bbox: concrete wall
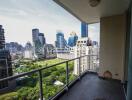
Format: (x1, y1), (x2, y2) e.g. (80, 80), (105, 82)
(99, 14), (126, 81)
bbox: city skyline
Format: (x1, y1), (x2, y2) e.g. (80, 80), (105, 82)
(0, 0), (100, 46)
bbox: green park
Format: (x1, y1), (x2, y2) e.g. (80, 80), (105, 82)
(0, 58), (76, 100)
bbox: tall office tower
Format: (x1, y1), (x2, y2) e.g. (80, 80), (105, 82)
(81, 22), (88, 37)
(55, 31), (66, 48)
(0, 25), (15, 93)
(68, 32), (78, 47)
(39, 33), (46, 45)
(0, 25), (5, 49)
(32, 29), (45, 59)
(32, 28), (39, 57)
(74, 38), (98, 75)
(32, 28), (40, 42)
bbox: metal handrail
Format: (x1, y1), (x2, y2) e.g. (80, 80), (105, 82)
(0, 54), (97, 82)
(0, 54), (98, 100)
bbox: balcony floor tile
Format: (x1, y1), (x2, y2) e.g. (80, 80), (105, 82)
(59, 73), (125, 100)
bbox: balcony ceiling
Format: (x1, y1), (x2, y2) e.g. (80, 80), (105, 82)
(54, 0), (130, 23)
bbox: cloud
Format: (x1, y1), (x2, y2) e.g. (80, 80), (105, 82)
(0, 0), (99, 46)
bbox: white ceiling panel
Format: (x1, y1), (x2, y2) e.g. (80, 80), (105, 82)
(54, 0), (130, 23)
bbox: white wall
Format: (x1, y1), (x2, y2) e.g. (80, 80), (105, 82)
(99, 14), (126, 81)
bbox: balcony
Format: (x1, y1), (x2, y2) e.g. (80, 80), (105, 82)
(57, 73), (125, 100)
(0, 55), (126, 100)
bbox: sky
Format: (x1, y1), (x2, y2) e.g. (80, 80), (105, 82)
(0, 0), (100, 46)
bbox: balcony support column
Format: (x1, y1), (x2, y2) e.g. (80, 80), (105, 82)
(127, 2), (132, 100)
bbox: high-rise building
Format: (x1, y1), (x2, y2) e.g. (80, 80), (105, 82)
(0, 25), (5, 49)
(32, 29), (46, 59)
(6, 42), (24, 53)
(32, 29), (40, 42)
(5, 42), (24, 60)
(44, 44), (57, 59)
(0, 25), (15, 93)
(81, 22), (88, 37)
(74, 38), (98, 75)
(25, 42), (32, 50)
(55, 31), (67, 48)
(24, 42), (34, 59)
(39, 33), (46, 45)
(68, 32), (78, 47)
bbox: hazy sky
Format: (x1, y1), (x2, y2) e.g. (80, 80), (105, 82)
(0, 0), (100, 46)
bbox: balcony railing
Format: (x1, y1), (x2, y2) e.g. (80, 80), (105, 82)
(0, 54), (98, 100)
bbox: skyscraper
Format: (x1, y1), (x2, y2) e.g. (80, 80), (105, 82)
(32, 28), (40, 42)
(74, 38), (98, 75)
(81, 22), (88, 37)
(68, 32), (78, 47)
(55, 31), (67, 48)
(39, 33), (46, 45)
(32, 29), (46, 59)
(0, 25), (15, 93)
(0, 25), (5, 49)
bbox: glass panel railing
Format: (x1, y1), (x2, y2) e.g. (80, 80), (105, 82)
(88, 55), (99, 72)
(68, 60), (78, 83)
(0, 74), (39, 100)
(0, 55), (99, 100)
(42, 63), (66, 100)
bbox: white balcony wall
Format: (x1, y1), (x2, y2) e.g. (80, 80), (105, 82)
(99, 14), (126, 81)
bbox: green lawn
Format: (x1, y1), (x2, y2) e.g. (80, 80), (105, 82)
(34, 58), (66, 66)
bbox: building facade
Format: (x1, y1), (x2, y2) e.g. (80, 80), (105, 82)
(6, 42), (24, 53)
(44, 44), (57, 59)
(5, 42), (24, 60)
(32, 29), (46, 59)
(38, 33), (46, 45)
(74, 38), (98, 75)
(68, 32), (78, 47)
(55, 31), (67, 48)
(24, 42), (34, 59)
(0, 25), (5, 49)
(0, 25), (15, 93)
(81, 22), (88, 38)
